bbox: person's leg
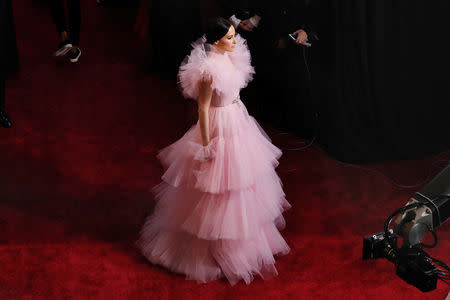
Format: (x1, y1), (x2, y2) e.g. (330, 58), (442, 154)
(67, 0), (81, 48)
(50, 0), (68, 41)
(0, 77), (12, 128)
(283, 46), (315, 138)
(261, 47), (287, 127)
(51, 0), (72, 56)
(66, 0), (82, 62)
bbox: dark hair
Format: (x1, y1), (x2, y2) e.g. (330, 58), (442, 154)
(205, 17), (232, 44)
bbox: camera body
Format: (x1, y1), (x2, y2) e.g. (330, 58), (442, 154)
(396, 248), (438, 292)
(363, 165), (449, 292)
(363, 231), (397, 262)
(363, 231), (439, 292)
(236, 10), (251, 21)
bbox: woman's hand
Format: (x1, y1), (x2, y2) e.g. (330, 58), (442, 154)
(201, 144), (213, 162)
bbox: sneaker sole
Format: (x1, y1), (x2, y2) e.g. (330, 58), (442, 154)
(54, 44), (73, 57)
(69, 49), (82, 63)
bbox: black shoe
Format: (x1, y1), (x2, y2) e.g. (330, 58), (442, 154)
(67, 48), (82, 63)
(54, 40), (73, 57)
(0, 110), (12, 128)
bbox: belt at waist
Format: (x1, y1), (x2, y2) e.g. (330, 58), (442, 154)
(210, 95), (242, 108)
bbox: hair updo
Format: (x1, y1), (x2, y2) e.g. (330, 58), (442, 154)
(205, 17), (232, 44)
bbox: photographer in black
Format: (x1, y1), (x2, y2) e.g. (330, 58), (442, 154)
(217, 0), (260, 52)
(215, 0), (261, 116)
(255, 0), (318, 138)
(0, 0), (19, 129)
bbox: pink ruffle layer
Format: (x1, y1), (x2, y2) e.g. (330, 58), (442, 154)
(177, 35), (254, 102)
(159, 104), (282, 194)
(138, 103), (291, 284)
(139, 35), (289, 285)
(138, 214), (289, 285)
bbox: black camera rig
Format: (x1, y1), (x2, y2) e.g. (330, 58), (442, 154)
(363, 165), (450, 292)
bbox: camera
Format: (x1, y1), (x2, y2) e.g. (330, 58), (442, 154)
(363, 231), (439, 292)
(363, 165), (450, 292)
(362, 231), (397, 262)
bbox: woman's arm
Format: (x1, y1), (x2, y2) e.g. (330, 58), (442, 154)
(197, 76), (213, 147)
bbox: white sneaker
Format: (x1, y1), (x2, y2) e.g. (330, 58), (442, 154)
(67, 48), (82, 63)
(54, 40), (73, 56)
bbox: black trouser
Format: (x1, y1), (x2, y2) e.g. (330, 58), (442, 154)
(50, 0), (81, 45)
(258, 41), (315, 137)
(235, 29), (260, 117)
(0, 77), (5, 111)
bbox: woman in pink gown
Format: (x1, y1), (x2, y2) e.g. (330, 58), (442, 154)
(138, 18), (291, 285)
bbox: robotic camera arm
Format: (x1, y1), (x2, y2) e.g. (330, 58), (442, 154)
(394, 166), (450, 247)
(363, 165), (450, 292)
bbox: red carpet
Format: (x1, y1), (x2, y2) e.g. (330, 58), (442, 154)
(1, 1), (449, 299)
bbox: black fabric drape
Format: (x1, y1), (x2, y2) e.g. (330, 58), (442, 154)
(0, 0), (19, 78)
(316, 0), (450, 163)
(216, 0), (259, 19)
(250, 0), (317, 137)
(149, 0), (202, 76)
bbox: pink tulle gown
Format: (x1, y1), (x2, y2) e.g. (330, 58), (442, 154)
(137, 35), (291, 285)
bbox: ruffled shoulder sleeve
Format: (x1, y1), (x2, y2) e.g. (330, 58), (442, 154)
(177, 35), (255, 100)
(228, 34), (255, 83)
(177, 36), (213, 100)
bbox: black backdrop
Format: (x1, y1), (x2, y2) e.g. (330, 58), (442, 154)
(146, 0), (450, 163)
(0, 0), (19, 78)
(314, 0), (450, 163)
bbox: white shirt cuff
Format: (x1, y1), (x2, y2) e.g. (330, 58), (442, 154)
(229, 15), (242, 28)
(249, 15), (261, 27)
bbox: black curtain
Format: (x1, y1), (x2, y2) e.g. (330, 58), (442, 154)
(314, 0), (450, 163)
(149, 0), (202, 77)
(0, 0), (19, 79)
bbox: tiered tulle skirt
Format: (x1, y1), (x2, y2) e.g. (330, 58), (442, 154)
(137, 100), (290, 285)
